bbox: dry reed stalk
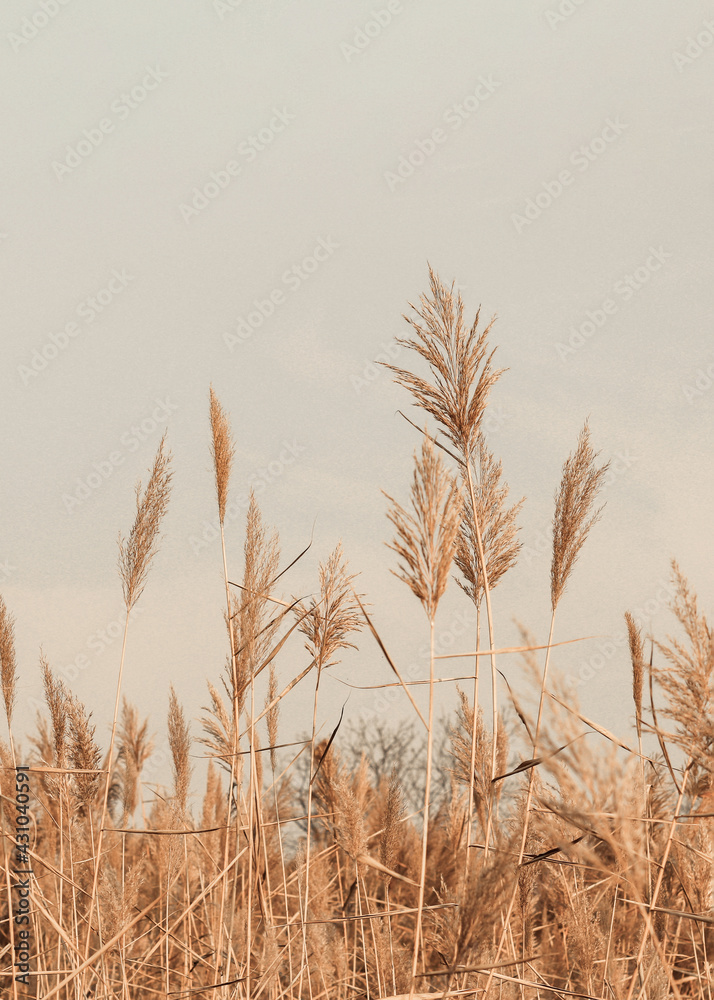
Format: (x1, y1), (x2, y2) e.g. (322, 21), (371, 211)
(482, 420), (608, 1000)
(652, 562), (714, 769)
(39, 654), (72, 981)
(224, 493), (280, 997)
(83, 435), (172, 982)
(453, 433), (523, 870)
(209, 385), (235, 529)
(384, 435), (462, 624)
(384, 433), (461, 990)
(625, 611), (645, 742)
(206, 387), (242, 994)
(384, 269), (507, 863)
(536, 420), (609, 758)
(550, 420), (610, 612)
(168, 686), (192, 819)
(108, 698), (154, 826)
(625, 610), (651, 904)
(379, 769), (405, 995)
(267, 663), (279, 773)
(454, 435), (523, 611)
(118, 434), (173, 614)
(66, 695), (103, 814)
(297, 544), (362, 994)
(385, 267), (503, 460)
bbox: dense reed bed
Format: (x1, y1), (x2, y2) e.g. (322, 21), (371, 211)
(1, 270), (712, 999)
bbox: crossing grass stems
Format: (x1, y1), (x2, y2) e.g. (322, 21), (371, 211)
(0, 271), (711, 999)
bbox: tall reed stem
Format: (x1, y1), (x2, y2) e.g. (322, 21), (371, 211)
(463, 453), (499, 865)
(83, 610), (130, 968)
(411, 618), (435, 990)
(216, 523), (239, 994)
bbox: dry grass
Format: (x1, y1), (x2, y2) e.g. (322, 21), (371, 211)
(384, 434), (462, 622)
(1, 272), (712, 999)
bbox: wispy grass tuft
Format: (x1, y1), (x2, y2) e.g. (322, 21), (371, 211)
(550, 419), (610, 610)
(625, 610), (645, 739)
(384, 264), (503, 460)
(0, 595), (17, 740)
(384, 434), (462, 622)
(455, 431), (523, 609)
(209, 384), (235, 527)
(118, 433), (173, 612)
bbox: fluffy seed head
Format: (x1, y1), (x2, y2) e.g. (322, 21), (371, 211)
(455, 433), (524, 608)
(625, 611), (644, 738)
(168, 685), (192, 815)
(209, 386), (235, 526)
(41, 654), (68, 771)
(0, 596), (17, 730)
(67, 695), (102, 810)
(384, 265), (504, 461)
(118, 434), (173, 611)
(550, 420), (609, 610)
(267, 662), (279, 771)
(379, 767), (404, 883)
(384, 434), (463, 620)
(298, 544), (362, 668)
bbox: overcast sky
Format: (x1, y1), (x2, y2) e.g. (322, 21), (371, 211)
(1, 0), (712, 786)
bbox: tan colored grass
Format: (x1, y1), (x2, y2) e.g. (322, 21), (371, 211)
(0, 595), (17, 736)
(118, 433), (173, 612)
(550, 419), (610, 610)
(168, 686), (192, 817)
(5, 293), (714, 999)
(209, 384), (235, 527)
(384, 264), (503, 461)
(108, 698), (153, 823)
(384, 433), (462, 622)
(625, 610), (645, 739)
(455, 433), (523, 610)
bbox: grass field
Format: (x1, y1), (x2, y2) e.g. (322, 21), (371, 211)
(1, 270), (711, 999)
